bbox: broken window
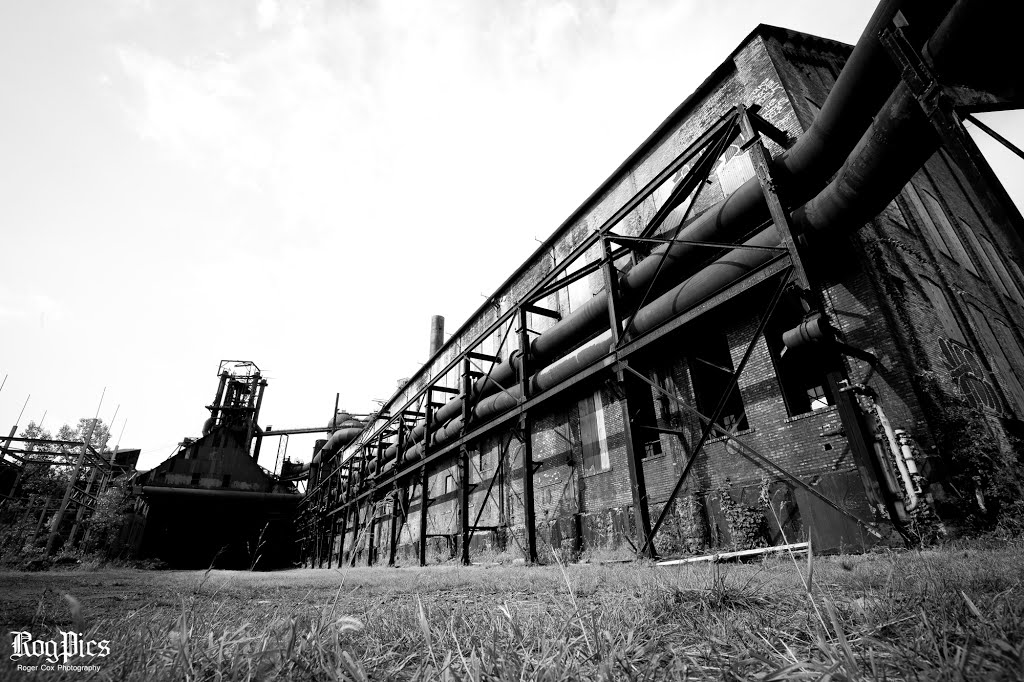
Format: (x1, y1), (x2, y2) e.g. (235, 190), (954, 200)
(578, 390), (610, 474)
(688, 332), (749, 430)
(626, 374), (662, 459)
(763, 303), (838, 417)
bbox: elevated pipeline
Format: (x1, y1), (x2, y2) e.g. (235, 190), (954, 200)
(357, 0), (961, 480)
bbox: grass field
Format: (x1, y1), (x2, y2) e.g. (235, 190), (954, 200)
(1, 542), (1022, 681)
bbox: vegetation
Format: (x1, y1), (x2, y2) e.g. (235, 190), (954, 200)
(0, 417), (134, 563)
(1, 540), (1022, 680)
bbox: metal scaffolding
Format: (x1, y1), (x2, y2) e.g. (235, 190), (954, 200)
(296, 8), (1024, 566)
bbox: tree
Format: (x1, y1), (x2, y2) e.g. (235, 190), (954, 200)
(75, 418), (111, 453)
(13, 421), (65, 498)
(13, 419), (113, 499)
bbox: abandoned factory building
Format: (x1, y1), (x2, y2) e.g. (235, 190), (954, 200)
(297, 18), (1024, 567)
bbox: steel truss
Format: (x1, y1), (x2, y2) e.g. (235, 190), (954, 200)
(297, 94), (919, 565)
(0, 433), (124, 554)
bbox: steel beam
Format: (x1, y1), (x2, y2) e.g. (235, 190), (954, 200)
(387, 418), (407, 567)
(638, 267), (791, 555)
(602, 236), (654, 558)
(419, 391), (434, 566)
(346, 113), (742, 459)
(517, 307), (539, 563)
(459, 359), (472, 565)
(740, 105), (810, 291)
(626, 366), (884, 539)
(336, 256), (791, 511)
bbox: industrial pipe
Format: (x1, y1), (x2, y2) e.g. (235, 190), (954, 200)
(872, 403), (919, 511)
(142, 486), (301, 503)
(336, 0), (987, 496)
(894, 428), (921, 479)
(365, 0), (953, 474)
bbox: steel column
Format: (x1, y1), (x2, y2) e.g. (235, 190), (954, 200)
(740, 105), (810, 291)
(419, 390), (434, 566)
(388, 418), (407, 567)
(517, 307), (538, 563)
(459, 358), (472, 565)
(602, 236), (655, 558)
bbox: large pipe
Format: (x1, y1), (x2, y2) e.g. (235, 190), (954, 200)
(343, 0), (987, 491)
(377, 0), (951, 465)
(142, 486), (301, 503)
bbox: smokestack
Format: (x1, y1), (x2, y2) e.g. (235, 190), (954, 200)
(429, 315), (445, 357)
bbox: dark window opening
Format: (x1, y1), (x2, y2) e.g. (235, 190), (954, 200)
(688, 333), (749, 432)
(221, 474), (231, 487)
(626, 374), (662, 459)
(764, 301), (840, 416)
(190, 472), (201, 486)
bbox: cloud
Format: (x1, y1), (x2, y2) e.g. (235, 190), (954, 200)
(0, 290), (64, 324)
(109, 0), (707, 238)
(256, 0), (279, 31)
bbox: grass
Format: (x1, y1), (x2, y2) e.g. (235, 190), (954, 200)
(1, 541), (1023, 680)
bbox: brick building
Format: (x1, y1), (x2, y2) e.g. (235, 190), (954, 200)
(298, 20), (1024, 565)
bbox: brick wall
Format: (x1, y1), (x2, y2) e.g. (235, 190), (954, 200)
(339, 25), (1024, 565)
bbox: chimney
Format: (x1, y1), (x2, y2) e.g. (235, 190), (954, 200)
(429, 315), (445, 357)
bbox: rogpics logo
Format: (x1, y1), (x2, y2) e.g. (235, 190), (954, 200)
(10, 631), (110, 673)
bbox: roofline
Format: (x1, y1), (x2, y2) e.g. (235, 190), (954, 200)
(385, 24), (853, 410)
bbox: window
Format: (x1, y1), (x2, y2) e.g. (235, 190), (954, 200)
(763, 303), (838, 417)
(959, 218), (994, 281)
(626, 374), (662, 459)
(221, 475), (231, 487)
(904, 185), (977, 274)
(444, 475), (456, 494)
(806, 385), (830, 411)
(993, 318), (1024, 417)
(566, 243), (602, 313)
(919, 276), (968, 345)
(715, 145), (755, 196)
(1009, 260), (1024, 295)
(919, 189), (979, 276)
(477, 451), (487, 474)
(578, 391), (610, 474)
(689, 332), (749, 429)
(978, 232), (1024, 307)
(190, 472), (201, 486)
(966, 303), (1024, 415)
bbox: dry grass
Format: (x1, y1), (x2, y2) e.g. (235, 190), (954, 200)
(1, 541), (1023, 681)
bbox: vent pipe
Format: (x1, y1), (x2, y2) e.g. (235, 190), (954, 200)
(429, 315), (445, 358)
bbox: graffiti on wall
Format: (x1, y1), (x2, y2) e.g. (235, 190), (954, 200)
(938, 337), (1001, 410)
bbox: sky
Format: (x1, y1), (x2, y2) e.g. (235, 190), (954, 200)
(1, 0), (1021, 471)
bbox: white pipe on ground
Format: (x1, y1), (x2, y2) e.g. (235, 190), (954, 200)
(873, 403), (919, 511)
